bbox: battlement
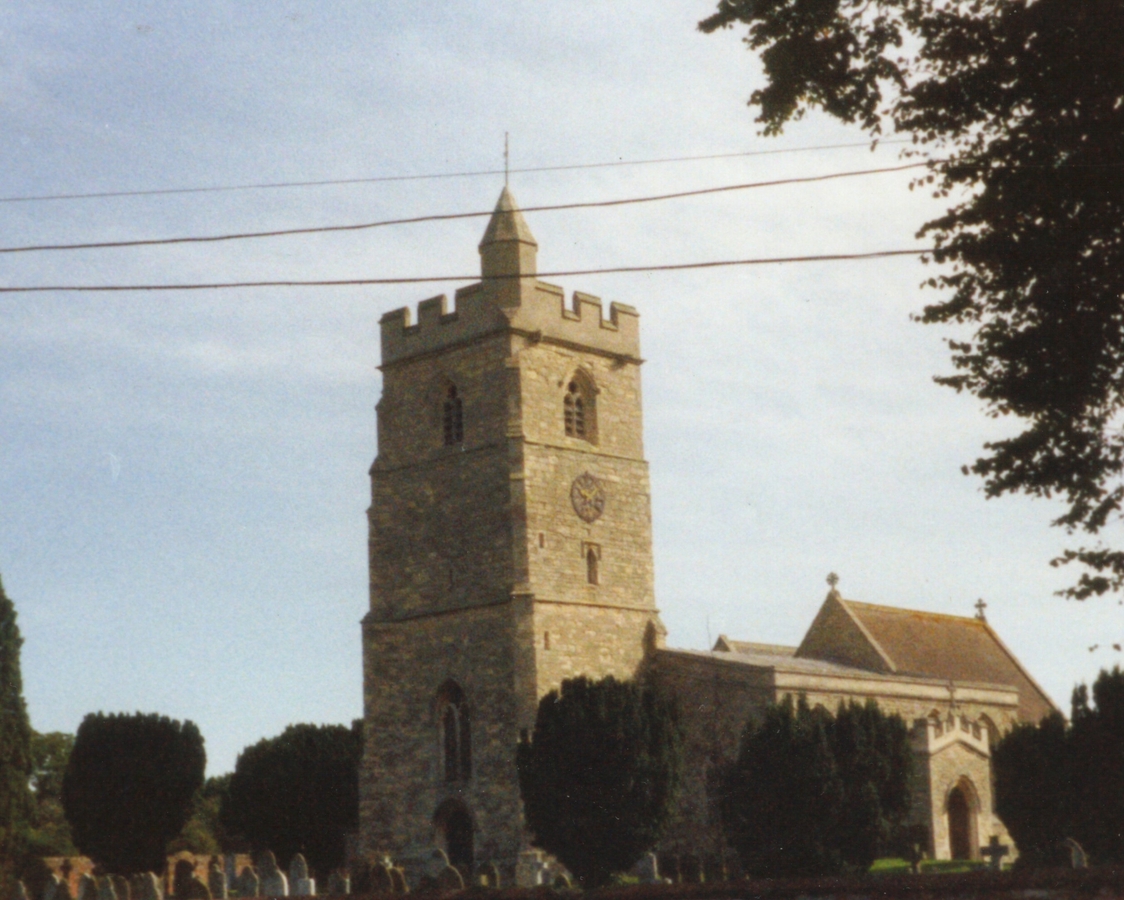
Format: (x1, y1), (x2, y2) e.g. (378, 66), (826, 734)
(379, 278), (641, 366)
(912, 713), (991, 757)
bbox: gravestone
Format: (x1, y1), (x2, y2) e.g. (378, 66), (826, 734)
(657, 854), (680, 885)
(325, 873), (349, 896)
(1065, 837), (1088, 869)
(179, 879), (209, 900)
(173, 862), (196, 899)
(257, 853), (288, 898)
(421, 849), (450, 885)
(96, 877), (117, 900)
(680, 855), (704, 884)
(434, 868), (463, 893)
(370, 864), (392, 896)
(43, 874), (61, 900)
(237, 868), (260, 899)
(980, 835), (1009, 871)
(54, 880), (73, 900)
(207, 862), (226, 900)
(76, 876), (96, 900)
(14, 881), (29, 900)
(288, 855), (314, 897)
(388, 869), (407, 896)
(111, 876), (130, 900)
(132, 873), (161, 900)
(473, 864), (499, 889)
(551, 873), (571, 889)
(636, 853), (659, 884)
(514, 851), (547, 888)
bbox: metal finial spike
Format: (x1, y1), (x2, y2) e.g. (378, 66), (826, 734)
(504, 132), (509, 187)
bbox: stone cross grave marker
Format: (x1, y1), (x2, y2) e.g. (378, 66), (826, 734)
(288, 855), (314, 897)
(980, 835), (1009, 871)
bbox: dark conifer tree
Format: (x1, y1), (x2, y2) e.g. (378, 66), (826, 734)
(0, 576), (34, 887)
(1070, 667), (1124, 863)
(62, 712), (205, 874)
(722, 696), (843, 877)
(516, 676), (682, 888)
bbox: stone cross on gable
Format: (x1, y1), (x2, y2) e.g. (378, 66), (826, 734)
(826, 572), (839, 589)
(980, 835), (1009, 870)
(975, 598), (988, 621)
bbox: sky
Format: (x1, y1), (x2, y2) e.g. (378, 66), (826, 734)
(2, 1), (1120, 776)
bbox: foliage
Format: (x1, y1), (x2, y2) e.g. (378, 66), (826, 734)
(0, 577), (34, 892)
(992, 712), (1071, 867)
(700, 0), (1124, 596)
(167, 775), (230, 856)
(516, 676), (683, 888)
(828, 700), (914, 870)
(723, 696), (912, 877)
(62, 712), (206, 874)
(993, 668), (1124, 866)
(24, 731), (77, 857)
(221, 721), (362, 877)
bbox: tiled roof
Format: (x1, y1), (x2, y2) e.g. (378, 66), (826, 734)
(713, 636), (797, 656)
(819, 598), (1056, 722)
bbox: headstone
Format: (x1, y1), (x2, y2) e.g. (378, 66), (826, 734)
(388, 869), (407, 896)
(680, 855), (704, 884)
(370, 864), (392, 895)
(421, 849), (450, 885)
(179, 879), (209, 900)
(42, 874), (61, 900)
(980, 835), (1009, 871)
(514, 851), (547, 888)
(288, 855), (314, 897)
(473, 864), (499, 889)
(14, 881), (30, 900)
(257, 854), (288, 898)
(173, 862), (196, 899)
(96, 877), (117, 900)
(131, 874), (161, 900)
(434, 868), (463, 893)
(54, 881), (73, 900)
(1065, 837), (1088, 869)
(207, 863), (226, 900)
(111, 876), (130, 900)
(76, 876), (96, 900)
(238, 869), (260, 899)
(325, 873), (349, 896)
(635, 853), (659, 884)
(551, 874), (571, 889)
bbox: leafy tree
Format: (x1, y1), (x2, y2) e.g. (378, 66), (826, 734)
(167, 775), (230, 856)
(62, 712), (205, 873)
(25, 731), (78, 857)
(221, 722), (362, 877)
(828, 700), (914, 870)
(0, 577), (34, 891)
(516, 676), (682, 888)
(723, 696), (843, 877)
(992, 712), (1071, 867)
(700, 0), (1124, 597)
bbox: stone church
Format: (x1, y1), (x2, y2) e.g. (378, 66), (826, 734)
(356, 188), (1056, 879)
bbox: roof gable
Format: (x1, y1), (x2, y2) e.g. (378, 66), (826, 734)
(795, 592), (894, 674)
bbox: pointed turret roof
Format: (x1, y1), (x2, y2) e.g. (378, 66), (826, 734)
(479, 186), (537, 249)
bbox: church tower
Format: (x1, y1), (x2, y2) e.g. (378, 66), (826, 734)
(358, 188), (664, 876)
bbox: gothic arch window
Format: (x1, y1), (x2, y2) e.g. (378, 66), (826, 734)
(443, 384), (464, 446)
(436, 680), (471, 782)
(584, 543), (601, 585)
(564, 372), (597, 442)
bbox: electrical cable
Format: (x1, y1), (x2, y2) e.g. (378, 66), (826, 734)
(0, 248), (930, 293)
(0, 139), (912, 205)
(0, 162), (930, 255)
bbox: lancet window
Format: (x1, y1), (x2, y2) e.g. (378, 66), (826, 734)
(436, 680), (471, 782)
(443, 385), (464, 446)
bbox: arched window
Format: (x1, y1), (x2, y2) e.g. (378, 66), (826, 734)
(563, 373), (596, 442)
(586, 544), (600, 585)
(436, 680), (471, 781)
(443, 385), (464, 446)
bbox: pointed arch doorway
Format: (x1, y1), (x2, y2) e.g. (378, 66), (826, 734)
(434, 799), (474, 869)
(947, 780), (977, 860)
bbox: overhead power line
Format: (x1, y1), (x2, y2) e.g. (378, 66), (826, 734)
(0, 162), (930, 256)
(0, 248), (929, 293)
(0, 139), (912, 205)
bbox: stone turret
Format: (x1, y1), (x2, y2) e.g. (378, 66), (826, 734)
(478, 186), (537, 282)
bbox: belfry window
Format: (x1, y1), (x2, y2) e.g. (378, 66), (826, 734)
(436, 680), (471, 782)
(443, 385), (464, 446)
(564, 374), (596, 442)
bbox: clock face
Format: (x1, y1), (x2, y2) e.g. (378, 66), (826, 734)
(570, 472), (606, 523)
